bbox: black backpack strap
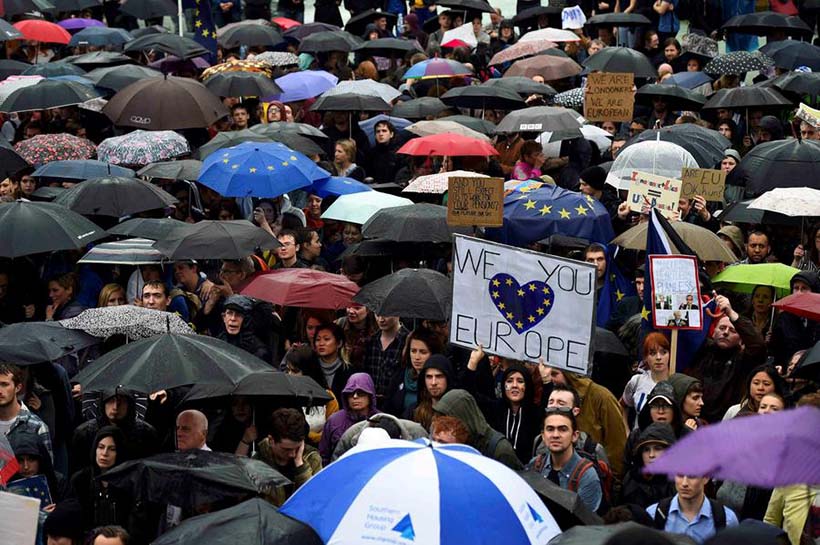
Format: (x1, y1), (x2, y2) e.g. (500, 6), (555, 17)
(653, 497), (674, 530)
(709, 498), (727, 530)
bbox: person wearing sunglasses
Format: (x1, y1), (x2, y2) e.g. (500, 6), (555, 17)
(318, 373), (379, 465)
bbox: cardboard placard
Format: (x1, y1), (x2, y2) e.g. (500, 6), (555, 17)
(0, 491), (40, 545)
(450, 235), (596, 374)
(627, 170), (681, 219)
(584, 72), (634, 122)
(447, 177), (505, 227)
(649, 254), (702, 331)
(680, 167), (726, 202)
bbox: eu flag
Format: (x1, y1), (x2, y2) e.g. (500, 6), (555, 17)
(183, 0), (217, 63)
(7, 475), (52, 508)
(597, 246), (636, 328)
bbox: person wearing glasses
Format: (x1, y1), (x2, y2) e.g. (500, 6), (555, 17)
(318, 373), (380, 465)
(273, 230), (308, 270)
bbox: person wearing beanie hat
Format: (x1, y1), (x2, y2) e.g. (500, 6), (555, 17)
(580, 165), (622, 220)
(622, 423), (678, 508)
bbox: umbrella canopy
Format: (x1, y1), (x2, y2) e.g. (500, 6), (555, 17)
(153, 498), (322, 545)
(321, 191), (413, 224)
(4, 0), (55, 15)
(32, 159), (134, 182)
(391, 97), (447, 119)
(734, 139), (820, 197)
(504, 55), (581, 80)
(310, 93), (391, 112)
(124, 32), (207, 60)
(0, 138), (30, 178)
(198, 141), (329, 198)
(646, 406), (820, 488)
(495, 106), (582, 135)
(0, 59), (30, 79)
(722, 10), (813, 36)
(153, 219), (281, 260)
(772, 292), (820, 322)
(298, 29), (362, 53)
(606, 140), (698, 190)
(75, 332), (271, 393)
(281, 439), (560, 545)
(748, 187), (820, 217)
(217, 23), (282, 48)
(97, 130), (190, 166)
(760, 40), (820, 71)
(282, 21), (339, 41)
(0, 78), (98, 112)
(195, 128), (271, 159)
(621, 124), (730, 169)
(78, 237), (165, 265)
(482, 77), (556, 98)
(702, 86), (793, 110)
(486, 185), (615, 247)
(763, 71), (820, 97)
(13, 20), (70, 44)
(0, 200), (105, 257)
(581, 46), (656, 78)
(402, 58), (472, 80)
(402, 170), (488, 194)
(662, 71), (714, 90)
(586, 12), (651, 26)
(0, 77), (40, 104)
(137, 159), (202, 180)
(406, 119), (490, 141)
(442, 114), (497, 135)
(718, 198), (801, 226)
(251, 121), (328, 141)
(183, 371), (333, 406)
(552, 87), (585, 111)
(353, 268), (451, 320)
(271, 70), (337, 102)
(397, 133), (498, 157)
(14, 133), (96, 165)
(0, 18), (23, 41)
(711, 263), (800, 297)
(704, 51), (774, 76)
(21, 62), (83, 78)
(0, 322), (97, 365)
(322, 79), (401, 103)
(83, 64), (162, 91)
(489, 39), (556, 66)
(549, 522), (695, 545)
(792, 340), (820, 380)
(61, 306), (192, 339)
(612, 221), (738, 262)
(58, 18), (104, 31)
(516, 471), (603, 530)
(68, 26), (132, 47)
(107, 217), (185, 240)
(304, 176), (371, 198)
(120, 0), (176, 18)
(54, 176), (177, 217)
(203, 71), (282, 98)
(634, 83), (707, 112)
(440, 85), (525, 111)
(354, 37), (422, 57)
(241, 269), (359, 310)
(520, 27), (581, 42)
(511, 5), (561, 28)
(362, 203), (463, 243)
(343, 8), (397, 35)
(103, 75), (229, 130)
(101, 450), (289, 512)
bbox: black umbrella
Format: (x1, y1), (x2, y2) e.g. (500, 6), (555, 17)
(353, 268), (452, 320)
(21, 61), (85, 77)
(0, 201), (105, 258)
(437, 0), (495, 13)
(54, 176), (177, 217)
(152, 498), (323, 545)
(30, 186), (64, 201)
(0, 322), (98, 365)
(340, 239), (451, 260)
(183, 371), (333, 406)
(100, 451), (290, 513)
(138, 159), (203, 180)
(75, 332), (273, 393)
(581, 47), (656, 78)
(0, 138), (30, 179)
(494, 106), (582, 134)
(355, 37), (422, 57)
(762, 71), (820, 96)
(441, 85), (525, 111)
(792, 340), (819, 381)
(153, 219), (281, 260)
(344, 9), (398, 35)
(0, 18), (23, 41)
(63, 51), (134, 68)
(760, 40), (820, 71)
(84, 64), (162, 92)
(250, 121), (328, 141)
(442, 114), (496, 134)
(702, 86), (793, 110)
(622, 123), (731, 168)
(282, 21), (340, 41)
(203, 71), (283, 98)
(103, 75), (229, 130)
(517, 471), (603, 530)
(512, 5), (562, 28)
(391, 97), (447, 119)
(217, 23), (283, 48)
(719, 199), (801, 226)
(549, 522), (698, 545)
(196, 129), (272, 159)
(0, 79), (99, 113)
(124, 33), (209, 60)
(735, 139), (820, 197)
(108, 217), (187, 239)
(310, 93), (391, 112)
(704, 51), (774, 76)
(362, 203), (466, 243)
(482, 77), (557, 98)
(586, 12), (651, 26)
(129, 24), (169, 39)
(594, 327), (629, 357)
(634, 83), (707, 111)
(722, 10), (813, 37)
(298, 30), (362, 53)
(0, 59), (30, 80)
(120, 0), (177, 19)
(3, 0), (54, 15)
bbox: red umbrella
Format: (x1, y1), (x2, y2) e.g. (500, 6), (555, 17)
(272, 17), (301, 30)
(772, 292), (820, 322)
(397, 133), (499, 157)
(241, 269), (359, 310)
(13, 20), (72, 45)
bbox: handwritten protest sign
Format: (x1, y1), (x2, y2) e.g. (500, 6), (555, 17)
(680, 167), (726, 202)
(584, 72), (634, 122)
(649, 254), (702, 331)
(450, 235), (596, 374)
(627, 170), (681, 219)
(447, 177), (504, 227)
(561, 6), (586, 29)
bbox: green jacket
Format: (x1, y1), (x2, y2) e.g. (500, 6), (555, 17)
(255, 438), (323, 506)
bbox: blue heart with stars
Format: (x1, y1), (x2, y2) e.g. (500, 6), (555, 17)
(488, 273), (555, 334)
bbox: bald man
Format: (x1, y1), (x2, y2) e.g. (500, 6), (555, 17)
(176, 410), (210, 451)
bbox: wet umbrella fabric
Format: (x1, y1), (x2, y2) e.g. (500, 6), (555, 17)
(760, 40), (820, 71)
(503, 55), (581, 80)
(322, 79), (401, 103)
(704, 51), (774, 76)
(68, 26), (132, 47)
(763, 71), (820, 96)
(241, 269), (359, 310)
(298, 30), (362, 53)
(217, 23), (282, 48)
(354, 37), (421, 56)
(0, 138), (29, 178)
(153, 220), (281, 260)
(32, 160), (134, 182)
(0, 59), (30, 79)
(282, 21), (339, 41)
(702, 86), (793, 110)
(711, 263), (799, 298)
(353, 268), (451, 320)
(203, 71), (282, 98)
(362, 203), (464, 243)
(402, 58), (472, 80)
(0, 200), (104, 258)
(586, 13), (651, 26)
(13, 20), (69, 44)
(552, 87), (584, 111)
(0, 322), (98, 365)
(482, 77), (556, 98)
(391, 97), (447, 119)
(734, 139), (820, 197)
(402, 170), (488, 194)
(635, 83), (706, 112)
(397, 133), (498, 156)
(61, 306), (192, 340)
(310, 93), (391, 112)
(581, 46), (656, 78)
(21, 62), (83, 78)
(443, 115), (497, 134)
(748, 187), (820, 217)
(183, 371), (334, 407)
(55, 176), (177, 217)
(662, 71), (714, 90)
(97, 130), (190, 166)
(137, 159), (202, 180)
(251, 121), (328, 141)
(606, 140), (698, 190)
(321, 191), (413, 224)
(83, 64), (162, 91)
(772, 292), (820, 323)
(722, 10), (813, 36)
(718, 199), (801, 226)
(304, 176), (371, 198)
(107, 217), (185, 240)
(343, 9), (397, 35)
(516, 471), (603, 530)
(792, 340), (820, 380)
(440, 85), (525, 111)
(78, 238), (166, 266)
(0, 78), (99, 112)
(621, 124), (730, 169)
(495, 106), (582, 134)
(406, 119), (490, 141)
(489, 40), (556, 66)
(271, 70), (337, 102)
(0, 18), (24, 41)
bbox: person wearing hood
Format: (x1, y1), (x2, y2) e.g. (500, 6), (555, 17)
(9, 427), (71, 504)
(318, 372), (380, 464)
(771, 271), (820, 365)
(487, 363), (544, 465)
(752, 115), (785, 146)
(71, 386), (158, 473)
(44, 499), (85, 545)
(622, 423), (678, 508)
(411, 354), (455, 430)
(625, 381), (681, 468)
(433, 389), (523, 470)
(669, 373), (707, 434)
(217, 295), (271, 363)
(331, 412), (428, 461)
(489, 19), (516, 57)
(401, 13), (428, 49)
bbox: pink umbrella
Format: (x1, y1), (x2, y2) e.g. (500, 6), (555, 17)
(489, 39), (556, 66)
(241, 269), (359, 310)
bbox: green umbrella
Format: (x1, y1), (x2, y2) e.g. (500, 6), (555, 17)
(711, 263), (799, 297)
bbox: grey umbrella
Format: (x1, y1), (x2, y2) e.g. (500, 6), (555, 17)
(362, 203), (467, 243)
(0, 322), (98, 365)
(138, 159), (203, 180)
(107, 217), (186, 240)
(0, 201), (105, 258)
(54, 176), (178, 217)
(494, 106), (582, 134)
(153, 220), (281, 260)
(78, 238), (167, 266)
(353, 268), (452, 320)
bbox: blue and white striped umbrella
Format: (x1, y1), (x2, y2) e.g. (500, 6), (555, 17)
(280, 439), (561, 545)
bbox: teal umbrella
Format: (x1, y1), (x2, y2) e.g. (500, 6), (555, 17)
(321, 191), (413, 225)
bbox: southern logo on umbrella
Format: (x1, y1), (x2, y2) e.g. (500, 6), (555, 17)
(488, 273), (555, 333)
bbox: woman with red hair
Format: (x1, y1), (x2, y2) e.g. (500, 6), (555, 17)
(620, 332), (671, 430)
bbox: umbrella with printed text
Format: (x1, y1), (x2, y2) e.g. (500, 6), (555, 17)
(14, 133), (96, 165)
(13, 20), (69, 44)
(242, 269), (359, 310)
(581, 46), (656, 78)
(353, 268), (451, 320)
(494, 106), (582, 134)
(0, 200), (105, 258)
(397, 133), (498, 157)
(55, 176), (177, 217)
(153, 220), (281, 260)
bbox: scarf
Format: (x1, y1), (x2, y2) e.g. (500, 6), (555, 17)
(321, 357), (344, 388)
(402, 368), (419, 411)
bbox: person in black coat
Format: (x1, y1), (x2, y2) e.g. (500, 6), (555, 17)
(621, 423), (677, 507)
(9, 428), (71, 504)
(217, 295), (272, 364)
(364, 119), (403, 184)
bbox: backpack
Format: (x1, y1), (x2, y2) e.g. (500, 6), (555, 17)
(169, 287), (202, 323)
(653, 496), (726, 531)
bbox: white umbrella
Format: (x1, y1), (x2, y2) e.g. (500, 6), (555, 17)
(520, 28), (582, 43)
(442, 22), (478, 48)
(0, 75), (42, 103)
(748, 187), (820, 217)
(321, 191), (413, 224)
(403, 170), (489, 194)
(580, 124), (614, 153)
(323, 79), (401, 104)
(406, 120), (490, 141)
(606, 140), (698, 190)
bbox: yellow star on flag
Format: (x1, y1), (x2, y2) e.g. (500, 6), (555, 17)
(515, 320), (524, 329)
(542, 286), (550, 294)
(266, 165), (274, 171)
(520, 185), (532, 193)
(498, 302), (505, 310)
(517, 289), (525, 297)
(505, 278), (513, 286)
(528, 315), (535, 323)
(524, 199), (536, 210)
(539, 204), (551, 216)
(231, 164), (238, 169)
(543, 299), (551, 307)
(222, 158), (229, 163)
(249, 167), (257, 173)
(282, 161), (289, 166)
(536, 307), (545, 315)
(641, 306), (651, 321)
(559, 208), (571, 219)
(492, 291), (500, 298)
(492, 279), (500, 287)
(290, 156), (298, 161)
(201, 29), (210, 38)
(528, 283), (537, 291)
(575, 205), (588, 216)
(506, 312), (514, 320)
(616, 289), (625, 301)
(195, 20), (202, 28)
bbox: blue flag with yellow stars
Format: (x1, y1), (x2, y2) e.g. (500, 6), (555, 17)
(183, 0), (217, 63)
(7, 475), (52, 508)
(597, 246), (636, 328)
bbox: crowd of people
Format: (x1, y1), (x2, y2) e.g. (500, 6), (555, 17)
(0, 0), (818, 544)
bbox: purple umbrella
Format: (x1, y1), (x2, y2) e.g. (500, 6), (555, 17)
(58, 18), (107, 31)
(267, 70), (337, 103)
(148, 55), (210, 73)
(645, 406), (820, 488)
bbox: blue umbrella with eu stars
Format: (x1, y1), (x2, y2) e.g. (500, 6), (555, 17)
(304, 176), (372, 198)
(198, 141), (330, 198)
(485, 184), (614, 247)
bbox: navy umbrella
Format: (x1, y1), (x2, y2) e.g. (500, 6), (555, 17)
(68, 26), (133, 47)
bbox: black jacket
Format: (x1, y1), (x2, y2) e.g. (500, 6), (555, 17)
(621, 423), (677, 507)
(488, 364), (544, 465)
(8, 428), (71, 503)
(365, 141), (403, 184)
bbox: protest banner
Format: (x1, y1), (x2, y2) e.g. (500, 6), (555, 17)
(450, 235), (596, 374)
(627, 170), (681, 219)
(680, 167), (726, 202)
(649, 254), (702, 331)
(561, 6), (586, 29)
(584, 72), (634, 122)
(0, 491), (40, 545)
(447, 177), (505, 227)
